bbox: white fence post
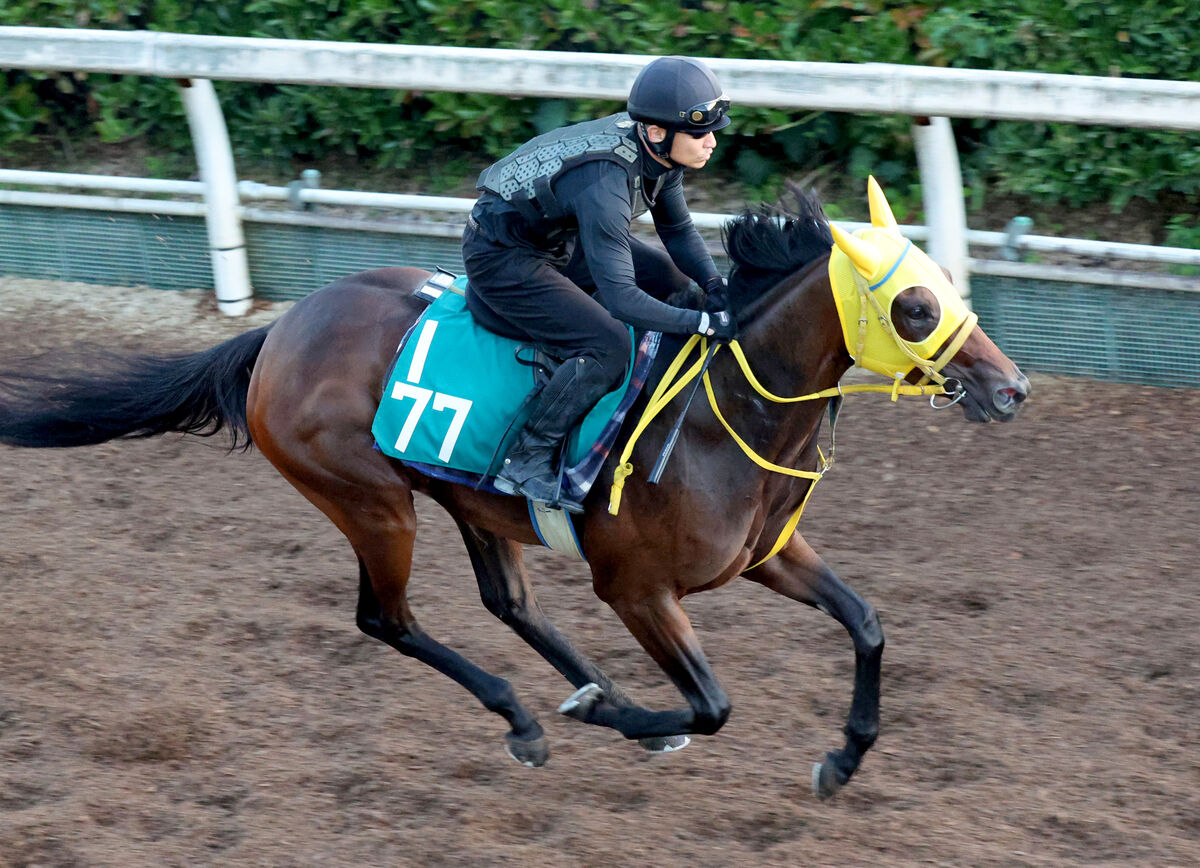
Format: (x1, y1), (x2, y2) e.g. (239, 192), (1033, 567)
(913, 116), (970, 305)
(178, 78), (253, 315)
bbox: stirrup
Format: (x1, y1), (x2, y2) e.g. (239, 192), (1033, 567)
(543, 492), (584, 515)
(505, 474), (584, 514)
(541, 474), (585, 514)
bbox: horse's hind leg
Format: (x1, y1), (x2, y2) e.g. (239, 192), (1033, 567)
(245, 279), (545, 765)
(352, 549), (548, 767)
(455, 519), (688, 753)
(268, 463), (548, 766)
(744, 533), (883, 800)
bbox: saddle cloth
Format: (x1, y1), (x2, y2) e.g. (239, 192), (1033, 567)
(372, 277), (659, 505)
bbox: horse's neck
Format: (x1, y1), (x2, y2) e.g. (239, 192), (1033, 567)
(711, 258), (850, 464)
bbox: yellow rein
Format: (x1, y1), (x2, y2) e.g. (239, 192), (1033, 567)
(607, 331), (953, 569)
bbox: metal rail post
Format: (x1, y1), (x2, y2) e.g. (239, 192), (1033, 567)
(913, 116), (970, 305)
(179, 78), (253, 315)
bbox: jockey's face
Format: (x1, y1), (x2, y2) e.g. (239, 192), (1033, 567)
(669, 129), (717, 169)
(644, 124), (717, 169)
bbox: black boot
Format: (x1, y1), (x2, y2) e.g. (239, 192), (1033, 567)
(494, 356), (611, 513)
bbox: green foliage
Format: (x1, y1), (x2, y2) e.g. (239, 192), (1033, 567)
(977, 123), (1200, 209)
(1, 0), (1198, 222)
(1166, 215), (1200, 249)
(918, 1), (1200, 210)
(0, 76), (50, 145)
(1165, 215), (1200, 275)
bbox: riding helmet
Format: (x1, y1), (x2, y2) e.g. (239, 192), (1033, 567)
(627, 56), (732, 134)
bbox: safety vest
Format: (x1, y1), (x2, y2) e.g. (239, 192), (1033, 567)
(476, 113), (654, 223)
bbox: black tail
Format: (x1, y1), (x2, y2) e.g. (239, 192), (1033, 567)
(0, 326), (272, 449)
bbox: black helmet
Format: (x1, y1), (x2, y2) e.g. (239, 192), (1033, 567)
(627, 56), (731, 134)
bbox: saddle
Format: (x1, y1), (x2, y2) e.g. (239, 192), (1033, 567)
(371, 271), (659, 508)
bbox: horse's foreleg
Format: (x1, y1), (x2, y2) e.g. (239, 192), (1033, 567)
(745, 533), (883, 800)
(559, 585), (731, 740)
(454, 520), (687, 753)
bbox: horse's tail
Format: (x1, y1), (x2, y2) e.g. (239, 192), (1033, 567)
(0, 325), (272, 450)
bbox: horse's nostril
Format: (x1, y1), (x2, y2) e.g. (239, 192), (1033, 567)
(994, 386), (1025, 411)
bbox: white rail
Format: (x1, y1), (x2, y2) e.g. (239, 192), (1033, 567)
(180, 79), (251, 315)
(4, 27), (1200, 130)
(0, 169), (203, 195)
(6, 170), (1200, 269)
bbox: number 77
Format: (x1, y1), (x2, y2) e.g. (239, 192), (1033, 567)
(389, 382), (473, 463)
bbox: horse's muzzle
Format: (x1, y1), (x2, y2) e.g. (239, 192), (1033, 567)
(990, 371), (1031, 421)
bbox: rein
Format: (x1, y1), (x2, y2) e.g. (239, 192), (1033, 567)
(608, 331), (951, 569)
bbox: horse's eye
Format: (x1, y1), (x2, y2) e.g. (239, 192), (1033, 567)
(910, 305), (928, 319)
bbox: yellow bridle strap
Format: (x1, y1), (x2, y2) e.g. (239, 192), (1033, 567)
(701, 372), (827, 481)
(699, 370), (829, 570)
(725, 340), (948, 404)
(853, 272), (979, 387)
(917, 311), (978, 386)
(606, 308), (972, 567)
(608, 334), (711, 515)
(748, 470), (823, 570)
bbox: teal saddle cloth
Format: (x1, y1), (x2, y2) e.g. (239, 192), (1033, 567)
(371, 277), (659, 499)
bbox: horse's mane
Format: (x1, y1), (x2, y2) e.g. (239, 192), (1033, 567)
(722, 184), (834, 318)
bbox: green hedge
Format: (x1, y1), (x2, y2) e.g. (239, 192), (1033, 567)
(3, 1), (1199, 221)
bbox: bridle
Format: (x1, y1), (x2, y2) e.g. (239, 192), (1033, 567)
(847, 253), (977, 410)
(607, 319), (968, 567)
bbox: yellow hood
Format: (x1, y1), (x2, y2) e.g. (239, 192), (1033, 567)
(827, 177), (972, 380)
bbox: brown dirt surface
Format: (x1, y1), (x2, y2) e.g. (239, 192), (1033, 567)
(1, 277), (1198, 867)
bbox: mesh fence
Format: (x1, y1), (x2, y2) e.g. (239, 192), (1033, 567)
(2, 204), (1197, 386)
(245, 221), (464, 300)
(970, 275), (1200, 386)
(0, 205), (210, 290)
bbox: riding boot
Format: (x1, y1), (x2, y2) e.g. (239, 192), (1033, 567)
(494, 355), (612, 513)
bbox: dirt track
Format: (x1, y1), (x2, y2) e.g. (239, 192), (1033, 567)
(1, 277), (1198, 866)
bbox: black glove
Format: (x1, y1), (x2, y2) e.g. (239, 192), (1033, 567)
(703, 275), (729, 312)
(696, 309), (738, 342)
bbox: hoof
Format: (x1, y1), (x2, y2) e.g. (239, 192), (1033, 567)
(558, 683), (603, 722)
(639, 734), (691, 753)
(811, 755), (849, 801)
(505, 732), (549, 768)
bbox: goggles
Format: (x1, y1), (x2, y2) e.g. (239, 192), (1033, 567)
(679, 96), (730, 127)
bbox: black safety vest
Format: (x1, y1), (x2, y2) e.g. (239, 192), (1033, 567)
(475, 113), (652, 224)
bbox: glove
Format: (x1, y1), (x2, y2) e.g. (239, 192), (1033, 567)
(703, 276), (729, 312)
(696, 309), (738, 343)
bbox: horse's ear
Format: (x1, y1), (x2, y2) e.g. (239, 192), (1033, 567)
(867, 175), (899, 230)
(830, 223), (882, 278)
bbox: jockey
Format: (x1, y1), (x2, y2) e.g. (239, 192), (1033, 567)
(463, 55), (737, 513)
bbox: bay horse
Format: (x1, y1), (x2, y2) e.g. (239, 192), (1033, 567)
(0, 181), (1028, 799)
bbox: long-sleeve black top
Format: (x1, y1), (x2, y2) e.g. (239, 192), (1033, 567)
(470, 139), (719, 334)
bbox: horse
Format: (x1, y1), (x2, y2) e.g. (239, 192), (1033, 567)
(0, 180), (1029, 800)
